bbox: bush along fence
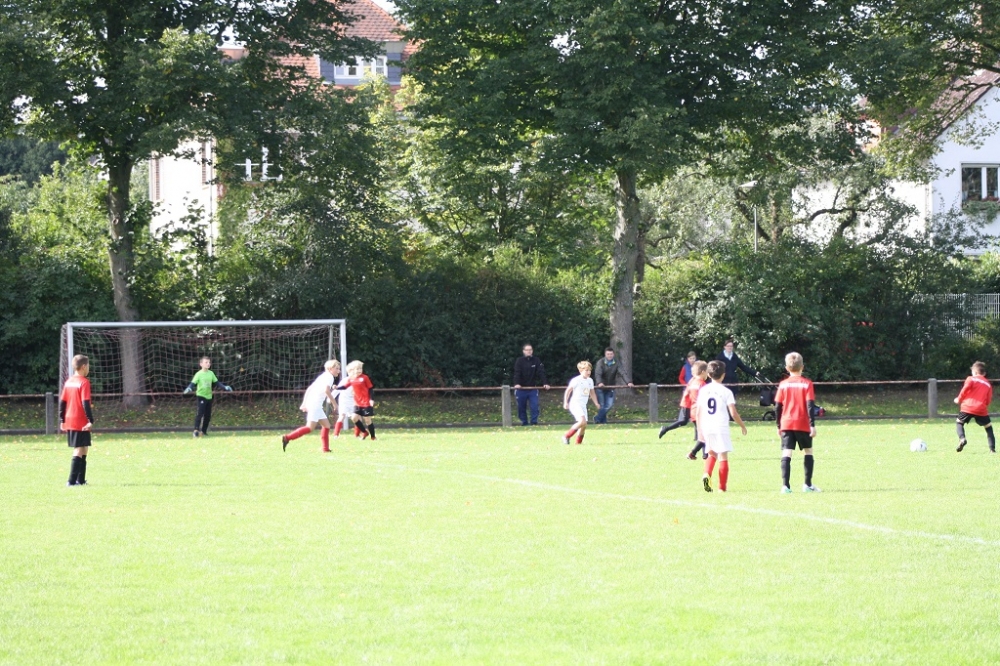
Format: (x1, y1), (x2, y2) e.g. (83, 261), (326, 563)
(0, 379), (976, 435)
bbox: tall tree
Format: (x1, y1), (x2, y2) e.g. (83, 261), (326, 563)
(1, 0), (374, 400)
(397, 0), (877, 379)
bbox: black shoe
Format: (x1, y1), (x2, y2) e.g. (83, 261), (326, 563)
(76, 480), (87, 486)
(658, 425), (668, 439)
(957, 439), (967, 452)
(703, 476), (713, 492)
(282, 435), (289, 452)
(702, 454), (708, 460)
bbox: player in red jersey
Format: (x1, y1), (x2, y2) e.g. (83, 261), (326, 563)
(658, 355), (701, 440)
(60, 354), (94, 486)
(954, 361), (995, 453)
(680, 361), (708, 459)
(774, 352), (819, 493)
(337, 360), (376, 440)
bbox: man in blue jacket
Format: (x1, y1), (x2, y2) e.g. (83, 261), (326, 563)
(716, 339), (761, 394)
(512, 343), (550, 425)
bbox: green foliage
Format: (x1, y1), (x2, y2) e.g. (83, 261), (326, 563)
(0, 137), (67, 184)
(635, 238), (967, 381)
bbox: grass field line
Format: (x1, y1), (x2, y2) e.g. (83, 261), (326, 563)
(341, 456), (1000, 549)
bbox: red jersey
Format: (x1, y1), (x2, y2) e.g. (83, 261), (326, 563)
(682, 377), (706, 414)
(340, 374), (373, 408)
(775, 375), (815, 432)
(60, 375), (92, 431)
(957, 375), (992, 416)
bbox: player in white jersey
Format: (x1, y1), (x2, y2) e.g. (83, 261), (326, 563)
(693, 360), (747, 492)
(281, 360), (339, 452)
(333, 381), (356, 437)
(562, 361), (600, 445)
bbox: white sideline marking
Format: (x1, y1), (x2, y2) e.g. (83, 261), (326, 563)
(349, 459), (1000, 548)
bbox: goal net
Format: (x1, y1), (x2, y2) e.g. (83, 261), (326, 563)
(59, 321), (346, 418)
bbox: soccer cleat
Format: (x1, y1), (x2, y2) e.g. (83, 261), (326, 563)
(957, 439), (967, 452)
(281, 435), (289, 452)
(658, 425), (669, 439)
(687, 452), (696, 460)
(803, 484), (821, 492)
(702, 453), (708, 460)
(361, 431), (369, 440)
(703, 475), (712, 492)
(562, 436), (570, 445)
(781, 486), (792, 494)
(193, 430), (200, 438)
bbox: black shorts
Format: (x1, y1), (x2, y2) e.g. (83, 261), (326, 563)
(67, 430), (92, 448)
(957, 412), (991, 427)
(780, 430), (812, 450)
(355, 406), (374, 417)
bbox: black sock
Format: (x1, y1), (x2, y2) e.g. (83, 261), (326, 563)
(781, 457), (791, 488)
(804, 455), (814, 487)
(956, 420), (967, 441)
(987, 426), (996, 451)
(368, 422), (376, 438)
(690, 442), (704, 456)
(68, 456), (82, 485)
(661, 421), (682, 434)
(356, 420), (369, 434)
(79, 455), (87, 484)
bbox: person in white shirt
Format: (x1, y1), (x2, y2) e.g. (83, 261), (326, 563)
(693, 360), (748, 492)
(562, 361), (601, 445)
(281, 360), (339, 452)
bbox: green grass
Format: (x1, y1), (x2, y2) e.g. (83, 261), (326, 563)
(2, 420), (999, 664)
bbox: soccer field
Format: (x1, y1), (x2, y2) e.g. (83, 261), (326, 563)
(2, 421), (998, 664)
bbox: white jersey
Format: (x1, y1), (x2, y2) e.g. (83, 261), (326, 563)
(567, 375), (594, 407)
(695, 381), (736, 437)
(303, 371), (335, 408)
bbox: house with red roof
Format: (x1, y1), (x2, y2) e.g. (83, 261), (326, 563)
(149, 0), (411, 241)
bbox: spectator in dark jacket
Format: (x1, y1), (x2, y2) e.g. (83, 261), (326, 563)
(512, 344), (550, 425)
(716, 339), (761, 393)
(593, 348), (633, 423)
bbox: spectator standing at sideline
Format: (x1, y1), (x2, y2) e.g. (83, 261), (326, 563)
(716, 339), (761, 394)
(513, 343), (550, 426)
(593, 347), (634, 424)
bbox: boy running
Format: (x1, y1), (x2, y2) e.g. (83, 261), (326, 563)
(60, 354), (94, 486)
(562, 361), (601, 444)
(337, 361), (376, 440)
(693, 360), (747, 492)
(659, 357), (704, 439)
(183, 356), (232, 438)
(775, 352), (819, 493)
(282, 360), (339, 452)
(682, 361), (709, 459)
(954, 361), (995, 453)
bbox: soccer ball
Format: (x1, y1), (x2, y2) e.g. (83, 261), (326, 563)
(909, 438), (928, 452)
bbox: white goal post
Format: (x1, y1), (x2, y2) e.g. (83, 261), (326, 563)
(60, 320), (347, 397)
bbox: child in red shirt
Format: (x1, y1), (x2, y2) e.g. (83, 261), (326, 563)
(337, 360), (377, 440)
(678, 361), (708, 460)
(60, 354), (94, 486)
(954, 361), (994, 453)
(774, 352), (818, 493)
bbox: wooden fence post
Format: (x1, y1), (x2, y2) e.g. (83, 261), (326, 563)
(502, 385), (513, 428)
(928, 378), (938, 419)
(648, 383), (658, 424)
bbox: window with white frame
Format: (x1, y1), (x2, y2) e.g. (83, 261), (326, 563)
(962, 165), (1000, 203)
(334, 56), (388, 80)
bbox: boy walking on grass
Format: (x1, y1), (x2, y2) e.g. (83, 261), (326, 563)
(563, 361), (601, 444)
(694, 360), (747, 492)
(682, 361), (709, 460)
(954, 361), (995, 453)
(183, 356), (232, 438)
(775, 352), (819, 493)
(61, 354), (94, 486)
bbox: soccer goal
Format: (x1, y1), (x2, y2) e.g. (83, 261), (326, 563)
(60, 320), (346, 401)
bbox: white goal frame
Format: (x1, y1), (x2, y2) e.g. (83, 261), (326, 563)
(61, 319), (347, 389)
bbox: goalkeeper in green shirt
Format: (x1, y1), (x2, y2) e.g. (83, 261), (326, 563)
(184, 357), (232, 437)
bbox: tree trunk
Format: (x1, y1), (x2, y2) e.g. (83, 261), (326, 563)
(610, 168), (640, 384)
(107, 159), (147, 407)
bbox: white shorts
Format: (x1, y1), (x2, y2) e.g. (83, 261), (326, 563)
(304, 402), (330, 424)
(704, 431), (733, 454)
(569, 403), (589, 422)
(337, 395), (356, 415)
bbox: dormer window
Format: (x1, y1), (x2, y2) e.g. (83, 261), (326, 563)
(335, 56), (388, 80)
(962, 165), (1000, 202)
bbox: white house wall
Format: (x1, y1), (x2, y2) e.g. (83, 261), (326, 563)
(149, 138), (219, 246)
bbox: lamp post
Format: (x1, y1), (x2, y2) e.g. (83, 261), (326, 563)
(739, 180), (759, 253)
